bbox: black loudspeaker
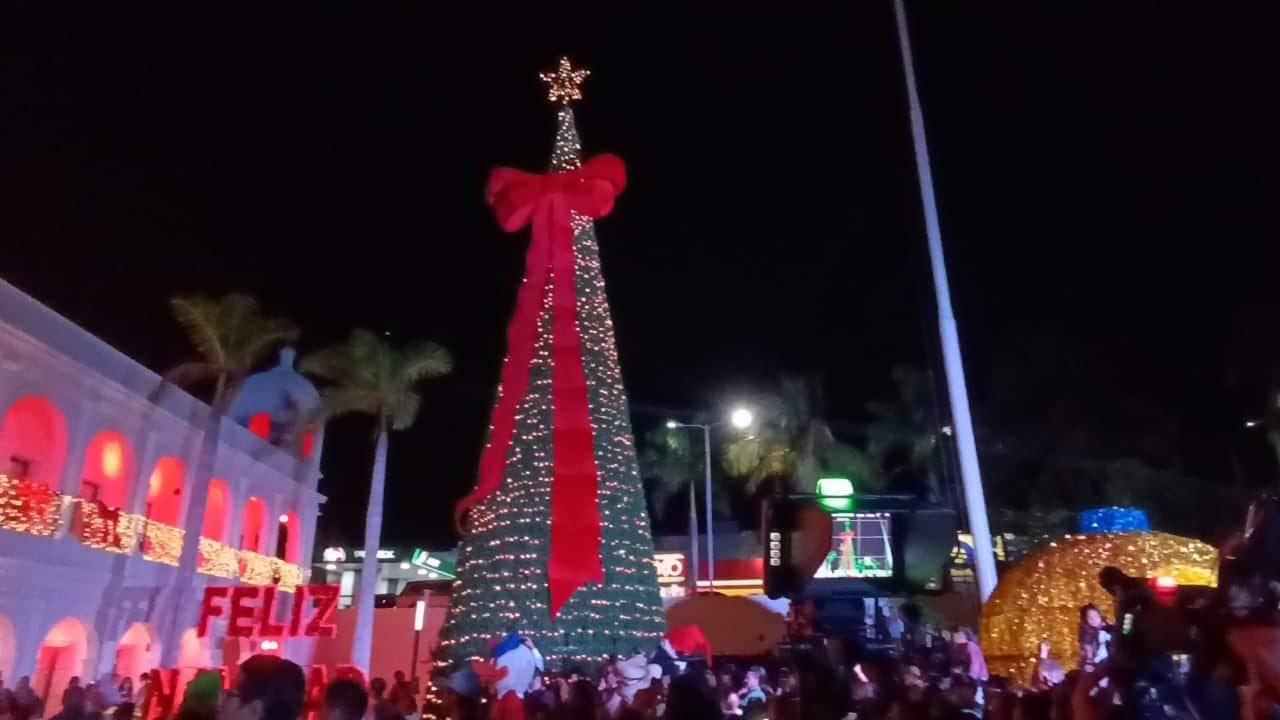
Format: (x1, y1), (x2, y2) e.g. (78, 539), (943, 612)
(899, 507), (958, 592)
(763, 496), (834, 599)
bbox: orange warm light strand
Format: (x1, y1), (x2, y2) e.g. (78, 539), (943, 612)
(1, 474), (305, 589)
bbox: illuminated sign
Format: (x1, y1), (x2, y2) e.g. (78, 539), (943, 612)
(409, 549), (456, 579)
(197, 585), (339, 639)
(653, 553), (686, 584)
(817, 477), (854, 511)
(353, 549), (396, 560)
(322, 547), (346, 563)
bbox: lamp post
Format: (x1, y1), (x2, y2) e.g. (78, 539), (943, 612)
(668, 406), (753, 592)
(666, 419), (701, 593)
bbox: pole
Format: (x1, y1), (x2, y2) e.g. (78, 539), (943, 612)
(412, 599), (425, 683)
(892, 0), (998, 602)
(688, 468), (700, 594)
(703, 424), (715, 590)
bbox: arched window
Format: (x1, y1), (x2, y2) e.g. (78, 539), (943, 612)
(144, 457), (185, 526)
(0, 396), (69, 488)
(80, 431), (136, 508)
(35, 618), (92, 717)
(276, 511), (301, 563)
(202, 479), (230, 542)
(241, 497), (267, 553)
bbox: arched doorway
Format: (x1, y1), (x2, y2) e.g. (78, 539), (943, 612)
(0, 396), (69, 488)
(144, 457), (185, 525)
(276, 511), (301, 563)
(202, 479), (231, 542)
(34, 618), (93, 717)
(81, 431), (136, 508)
(241, 497), (267, 553)
(0, 613), (15, 680)
(114, 622), (158, 680)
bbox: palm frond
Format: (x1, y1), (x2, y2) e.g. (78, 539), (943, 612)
(303, 329), (450, 434)
(239, 316), (300, 370)
(170, 296), (225, 365)
(301, 344), (361, 384)
(163, 361), (224, 389)
(399, 341), (453, 382)
(318, 387), (383, 420)
(389, 391), (422, 431)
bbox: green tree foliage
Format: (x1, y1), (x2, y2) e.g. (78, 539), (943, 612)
(722, 376), (878, 494)
(302, 329), (451, 672)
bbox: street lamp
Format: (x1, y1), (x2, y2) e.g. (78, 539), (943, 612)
(667, 405), (753, 592)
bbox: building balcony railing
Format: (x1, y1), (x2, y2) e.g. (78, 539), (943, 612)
(0, 473), (63, 537)
(198, 537), (240, 579)
(0, 474), (305, 590)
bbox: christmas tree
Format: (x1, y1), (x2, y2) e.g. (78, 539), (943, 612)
(438, 59), (666, 667)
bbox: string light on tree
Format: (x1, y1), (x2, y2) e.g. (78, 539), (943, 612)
(438, 60), (665, 667)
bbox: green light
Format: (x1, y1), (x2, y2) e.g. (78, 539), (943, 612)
(819, 496), (854, 511)
(817, 477), (854, 497)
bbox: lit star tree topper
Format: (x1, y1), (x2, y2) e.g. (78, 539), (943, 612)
(539, 56), (590, 105)
(439, 61), (666, 668)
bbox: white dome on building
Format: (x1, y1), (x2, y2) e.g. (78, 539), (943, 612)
(228, 347), (320, 443)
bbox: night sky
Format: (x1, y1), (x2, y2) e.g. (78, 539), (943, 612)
(2, 4), (1277, 547)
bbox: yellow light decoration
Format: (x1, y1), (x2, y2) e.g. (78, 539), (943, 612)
(539, 57), (589, 106)
(979, 531), (1218, 679)
(74, 499), (141, 553)
(239, 549), (278, 585)
(0, 473), (64, 537)
(139, 520), (185, 566)
(198, 536), (240, 579)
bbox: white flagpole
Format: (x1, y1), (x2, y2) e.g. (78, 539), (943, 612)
(892, 0), (998, 601)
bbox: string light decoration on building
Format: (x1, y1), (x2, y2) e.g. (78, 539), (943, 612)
(140, 520), (185, 565)
(74, 499), (140, 553)
(438, 60), (666, 667)
(0, 474), (63, 537)
(198, 537), (240, 579)
(979, 531), (1218, 678)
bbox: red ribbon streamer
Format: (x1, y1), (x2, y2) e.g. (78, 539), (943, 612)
(455, 154), (627, 618)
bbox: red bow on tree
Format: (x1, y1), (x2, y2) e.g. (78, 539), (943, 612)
(455, 154), (627, 618)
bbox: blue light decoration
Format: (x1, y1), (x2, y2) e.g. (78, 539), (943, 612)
(1077, 507), (1150, 534)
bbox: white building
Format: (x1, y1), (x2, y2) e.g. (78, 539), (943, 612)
(0, 279), (324, 712)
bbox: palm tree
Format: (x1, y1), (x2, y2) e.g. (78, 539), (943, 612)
(638, 426), (734, 523)
(159, 293), (298, 666)
(722, 376), (877, 495)
(301, 329), (451, 673)
(866, 366), (945, 500)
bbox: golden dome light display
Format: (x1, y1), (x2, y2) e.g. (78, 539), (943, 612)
(978, 531), (1218, 680)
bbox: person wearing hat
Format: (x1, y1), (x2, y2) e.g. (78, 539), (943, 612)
(606, 654), (662, 718)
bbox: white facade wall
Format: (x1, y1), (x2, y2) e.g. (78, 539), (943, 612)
(0, 280), (324, 693)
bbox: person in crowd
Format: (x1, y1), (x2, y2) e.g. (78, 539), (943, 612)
(555, 678), (605, 720)
(217, 655), (305, 720)
(949, 627), (989, 683)
(113, 678), (134, 720)
(175, 671), (222, 720)
(50, 686), (95, 720)
(718, 686), (742, 718)
(368, 679), (399, 720)
(661, 674), (717, 720)
(736, 666), (768, 710)
(319, 680), (366, 720)
(11, 676), (40, 720)
(1078, 604), (1112, 670)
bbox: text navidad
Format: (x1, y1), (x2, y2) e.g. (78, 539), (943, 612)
(197, 585), (339, 639)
